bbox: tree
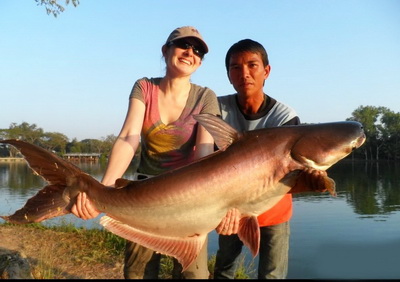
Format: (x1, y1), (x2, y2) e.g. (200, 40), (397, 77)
(7, 122), (44, 144)
(66, 138), (82, 153)
(100, 134), (117, 156)
(347, 105), (380, 160)
(348, 106), (400, 161)
(41, 132), (69, 154)
(379, 109), (400, 161)
(35, 0), (80, 17)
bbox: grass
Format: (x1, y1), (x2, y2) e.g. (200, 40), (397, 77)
(1, 222), (255, 279)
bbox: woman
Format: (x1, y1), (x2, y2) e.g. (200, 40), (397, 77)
(71, 26), (220, 279)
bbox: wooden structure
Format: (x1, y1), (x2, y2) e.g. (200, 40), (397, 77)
(63, 153), (101, 163)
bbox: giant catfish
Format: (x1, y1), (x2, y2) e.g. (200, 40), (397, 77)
(0, 114), (366, 270)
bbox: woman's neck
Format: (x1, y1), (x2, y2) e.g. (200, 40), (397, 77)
(160, 75), (191, 98)
(157, 75), (192, 125)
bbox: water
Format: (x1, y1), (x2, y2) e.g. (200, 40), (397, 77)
(1, 160), (399, 279)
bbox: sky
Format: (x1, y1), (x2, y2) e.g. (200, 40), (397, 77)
(1, 0), (399, 141)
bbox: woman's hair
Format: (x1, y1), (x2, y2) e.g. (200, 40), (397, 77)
(225, 39), (269, 73)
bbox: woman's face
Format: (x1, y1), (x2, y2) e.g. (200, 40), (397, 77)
(163, 38), (204, 77)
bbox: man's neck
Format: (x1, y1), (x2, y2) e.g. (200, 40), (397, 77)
(237, 92), (266, 115)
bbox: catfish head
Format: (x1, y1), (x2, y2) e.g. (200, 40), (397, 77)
(289, 121), (366, 170)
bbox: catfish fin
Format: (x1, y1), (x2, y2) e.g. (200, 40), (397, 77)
(237, 216), (260, 257)
(193, 114), (242, 151)
(0, 139), (84, 185)
(0, 184), (69, 224)
(290, 169), (337, 196)
(100, 216), (205, 271)
(115, 178), (132, 188)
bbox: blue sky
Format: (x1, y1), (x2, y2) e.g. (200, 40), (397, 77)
(1, 0), (399, 141)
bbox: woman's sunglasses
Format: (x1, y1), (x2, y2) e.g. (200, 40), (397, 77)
(167, 39), (205, 59)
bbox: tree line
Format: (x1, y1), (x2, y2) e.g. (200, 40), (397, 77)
(347, 105), (400, 161)
(1, 105), (399, 161)
(0, 123), (116, 159)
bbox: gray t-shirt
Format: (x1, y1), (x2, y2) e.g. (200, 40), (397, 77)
(218, 94), (299, 132)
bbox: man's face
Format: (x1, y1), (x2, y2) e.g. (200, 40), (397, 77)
(228, 51), (270, 96)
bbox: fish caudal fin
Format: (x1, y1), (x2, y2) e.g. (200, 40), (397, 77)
(0, 139), (89, 224)
(100, 216), (205, 271)
(1, 184), (69, 224)
(237, 216), (260, 257)
(0, 139), (83, 185)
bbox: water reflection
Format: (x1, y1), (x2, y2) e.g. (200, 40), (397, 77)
(0, 161), (45, 191)
(293, 160), (400, 216)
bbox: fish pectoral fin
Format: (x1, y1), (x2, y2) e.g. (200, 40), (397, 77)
(100, 216), (205, 271)
(290, 169), (337, 196)
(237, 216), (260, 257)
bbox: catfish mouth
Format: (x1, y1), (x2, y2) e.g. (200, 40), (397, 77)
(354, 133), (366, 148)
(293, 155), (332, 171)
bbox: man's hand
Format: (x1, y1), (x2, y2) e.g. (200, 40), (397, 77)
(216, 208), (241, 235)
(71, 192), (100, 220)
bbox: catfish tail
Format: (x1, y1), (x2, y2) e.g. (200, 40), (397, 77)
(0, 139), (93, 224)
(1, 184), (70, 224)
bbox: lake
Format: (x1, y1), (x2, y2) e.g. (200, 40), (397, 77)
(1, 160), (399, 279)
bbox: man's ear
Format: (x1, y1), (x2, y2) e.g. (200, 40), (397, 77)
(227, 72), (233, 84)
(264, 64), (271, 80)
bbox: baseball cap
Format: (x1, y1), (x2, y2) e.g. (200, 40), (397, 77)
(165, 26), (209, 54)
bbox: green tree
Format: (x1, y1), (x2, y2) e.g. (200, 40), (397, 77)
(35, 0), (80, 17)
(66, 138), (82, 153)
(100, 134), (117, 156)
(80, 139), (101, 153)
(41, 132), (69, 154)
(379, 108), (400, 161)
(348, 105), (400, 161)
(348, 106), (380, 161)
(7, 122), (44, 144)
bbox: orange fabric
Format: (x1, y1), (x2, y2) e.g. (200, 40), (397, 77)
(257, 194), (293, 227)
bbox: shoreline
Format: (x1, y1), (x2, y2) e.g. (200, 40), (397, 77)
(0, 158), (25, 162)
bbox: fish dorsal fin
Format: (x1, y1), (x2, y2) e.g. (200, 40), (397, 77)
(193, 114), (241, 151)
(237, 216), (260, 257)
(114, 178), (132, 189)
(100, 216), (205, 271)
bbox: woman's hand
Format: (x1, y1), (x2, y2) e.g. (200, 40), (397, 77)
(70, 192), (100, 220)
(216, 208), (241, 235)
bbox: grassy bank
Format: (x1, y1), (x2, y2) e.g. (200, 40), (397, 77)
(0, 222), (254, 279)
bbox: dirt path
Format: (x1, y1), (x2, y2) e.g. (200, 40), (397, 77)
(0, 224), (123, 279)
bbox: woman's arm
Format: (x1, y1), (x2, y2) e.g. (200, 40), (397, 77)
(71, 98), (145, 219)
(193, 123), (215, 160)
(101, 99), (144, 186)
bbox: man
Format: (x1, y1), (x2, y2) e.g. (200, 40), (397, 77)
(213, 39), (300, 279)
